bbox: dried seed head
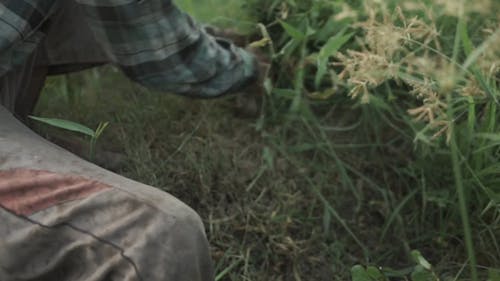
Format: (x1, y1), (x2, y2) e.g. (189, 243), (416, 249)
(435, 0), (465, 17)
(334, 4), (358, 21)
(461, 78), (486, 97)
(334, 2), (497, 142)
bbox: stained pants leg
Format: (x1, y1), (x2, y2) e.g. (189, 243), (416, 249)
(0, 105), (215, 281)
(0, 1), (214, 280)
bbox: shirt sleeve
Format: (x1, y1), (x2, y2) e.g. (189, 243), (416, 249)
(74, 0), (258, 98)
(0, 0), (57, 76)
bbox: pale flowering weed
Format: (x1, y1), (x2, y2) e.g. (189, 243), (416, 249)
(335, 2), (499, 142)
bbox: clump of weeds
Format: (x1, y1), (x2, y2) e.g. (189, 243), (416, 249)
(247, 0), (500, 280)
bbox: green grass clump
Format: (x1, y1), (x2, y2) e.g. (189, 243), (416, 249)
(246, 0), (499, 279)
(34, 0), (499, 280)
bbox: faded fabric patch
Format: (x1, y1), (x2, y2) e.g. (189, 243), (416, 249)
(0, 169), (111, 216)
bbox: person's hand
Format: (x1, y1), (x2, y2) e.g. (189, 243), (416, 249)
(203, 25), (247, 46)
(204, 25), (271, 117)
(234, 46), (270, 118)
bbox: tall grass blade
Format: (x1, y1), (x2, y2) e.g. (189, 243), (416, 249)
(29, 116), (95, 137)
(315, 31), (353, 89)
(450, 128), (479, 281)
(279, 20), (305, 42)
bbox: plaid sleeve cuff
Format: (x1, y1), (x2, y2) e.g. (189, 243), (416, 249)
(122, 34), (259, 98)
(216, 42), (259, 97)
(76, 0), (258, 98)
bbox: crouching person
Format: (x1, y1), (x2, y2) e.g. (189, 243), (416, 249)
(0, 0), (259, 280)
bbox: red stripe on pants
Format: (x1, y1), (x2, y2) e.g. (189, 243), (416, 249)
(0, 169), (111, 216)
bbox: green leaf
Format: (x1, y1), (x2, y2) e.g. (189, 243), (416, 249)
(314, 20), (339, 42)
(411, 265), (437, 281)
(29, 116), (95, 137)
(315, 32), (353, 88)
(411, 250), (432, 270)
(306, 25), (316, 37)
(459, 18), (498, 104)
(366, 266), (387, 281)
(380, 189), (418, 241)
(263, 77), (273, 95)
(381, 266), (415, 278)
(94, 122), (109, 139)
(351, 265), (372, 281)
(262, 147), (274, 169)
(279, 20), (305, 42)
(322, 206), (331, 234)
(462, 32), (492, 71)
(475, 133), (500, 142)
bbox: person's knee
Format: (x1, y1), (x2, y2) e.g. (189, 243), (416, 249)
(133, 198), (213, 281)
(174, 203), (205, 233)
(166, 206), (214, 280)
(166, 201), (210, 254)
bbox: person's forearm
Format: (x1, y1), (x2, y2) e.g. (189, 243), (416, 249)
(75, 0), (257, 97)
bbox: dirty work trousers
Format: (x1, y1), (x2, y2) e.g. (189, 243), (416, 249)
(0, 2), (214, 281)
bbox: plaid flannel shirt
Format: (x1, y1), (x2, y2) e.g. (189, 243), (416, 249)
(0, 0), (257, 97)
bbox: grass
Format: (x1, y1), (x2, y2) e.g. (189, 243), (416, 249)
(33, 0), (500, 280)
